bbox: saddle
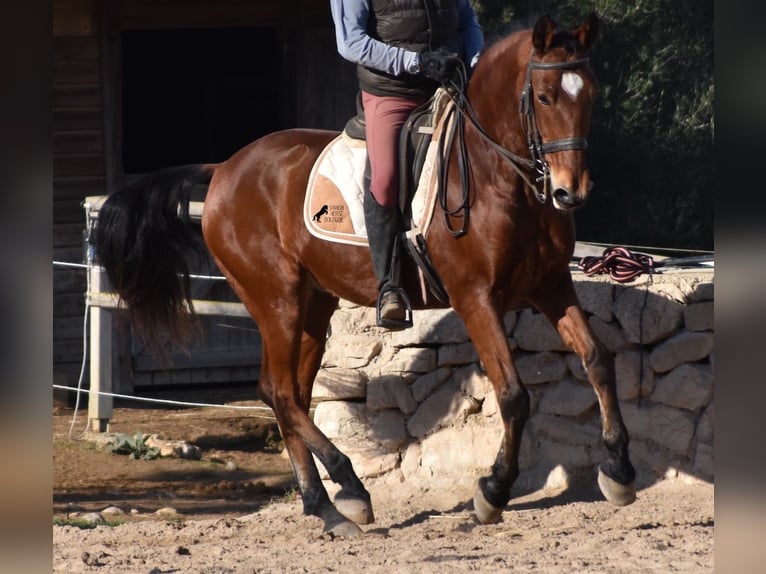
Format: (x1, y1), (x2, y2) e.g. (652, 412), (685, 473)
(343, 91), (451, 304)
(304, 90), (453, 305)
(343, 91), (448, 225)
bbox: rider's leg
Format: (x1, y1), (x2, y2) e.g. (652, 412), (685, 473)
(361, 91), (425, 326)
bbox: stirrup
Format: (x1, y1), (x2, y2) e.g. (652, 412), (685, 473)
(375, 287), (413, 330)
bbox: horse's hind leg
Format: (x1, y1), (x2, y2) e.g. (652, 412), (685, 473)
(293, 290), (374, 525)
(531, 277), (636, 506)
(254, 286), (372, 535)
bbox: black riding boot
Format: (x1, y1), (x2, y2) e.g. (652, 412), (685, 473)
(363, 191), (412, 330)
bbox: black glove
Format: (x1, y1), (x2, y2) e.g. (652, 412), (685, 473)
(420, 48), (461, 83)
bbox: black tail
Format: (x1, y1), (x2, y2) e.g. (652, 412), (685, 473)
(91, 164), (214, 351)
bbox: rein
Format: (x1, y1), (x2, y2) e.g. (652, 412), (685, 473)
(435, 52), (591, 235)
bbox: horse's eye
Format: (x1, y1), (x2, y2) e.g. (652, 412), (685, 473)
(537, 94), (551, 106)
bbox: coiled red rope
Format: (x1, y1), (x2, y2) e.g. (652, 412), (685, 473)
(578, 246), (656, 283)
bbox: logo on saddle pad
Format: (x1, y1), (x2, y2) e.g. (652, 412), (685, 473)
(304, 92), (453, 247)
(311, 204), (330, 222)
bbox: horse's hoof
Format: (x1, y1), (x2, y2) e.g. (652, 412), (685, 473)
(473, 486), (503, 524)
(598, 468), (636, 506)
(324, 519), (363, 538)
(334, 494), (375, 525)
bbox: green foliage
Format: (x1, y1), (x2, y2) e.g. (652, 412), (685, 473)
(473, 0), (714, 250)
(270, 486), (300, 505)
(53, 517), (122, 529)
(109, 432), (161, 460)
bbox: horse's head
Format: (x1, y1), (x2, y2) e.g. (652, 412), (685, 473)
(524, 12), (600, 210)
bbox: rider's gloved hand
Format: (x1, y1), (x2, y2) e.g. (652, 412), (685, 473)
(420, 48), (461, 83)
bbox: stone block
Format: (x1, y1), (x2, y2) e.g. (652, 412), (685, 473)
(650, 332), (714, 373)
(437, 341), (478, 367)
(684, 301), (714, 332)
(369, 409), (409, 451)
(513, 309), (569, 351)
(327, 305), (376, 339)
(628, 440), (679, 479)
(410, 366), (452, 402)
(390, 309), (468, 347)
(400, 441), (422, 480)
(516, 351), (567, 385)
(504, 310), (518, 335)
(566, 353), (588, 381)
(615, 350), (655, 400)
(418, 424), (502, 477)
(481, 390), (499, 417)
(315, 441), (399, 480)
(527, 413), (601, 447)
(614, 287), (684, 344)
(697, 402), (713, 444)
(380, 347), (437, 374)
(457, 364), (493, 401)
(690, 281), (714, 302)
(322, 335), (382, 369)
(651, 363), (713, 413)
(312, 368), (368, 402)
(538, 439), (595, 468)
(406, 379), (476, 438)
(620, 402), (696, 456)
(574, 280), (614, 322)
(313, 401), (369, 441)
(693, 442), (714, 481)
(589, 316), (628, 352)
(367, 375), (418, 413)
(538, 378), (598, 417)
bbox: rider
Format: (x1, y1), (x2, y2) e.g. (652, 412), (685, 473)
(330, 0), (484, 329)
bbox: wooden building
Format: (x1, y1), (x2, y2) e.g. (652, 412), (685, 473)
(53, 0), (358, 394)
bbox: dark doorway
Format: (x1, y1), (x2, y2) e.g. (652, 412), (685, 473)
(121, 27), (280, 173)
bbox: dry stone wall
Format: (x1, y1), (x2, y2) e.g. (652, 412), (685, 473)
(312, 270), (714, 492)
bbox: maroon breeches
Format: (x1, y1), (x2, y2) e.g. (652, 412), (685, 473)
(362, 91), (428, 208)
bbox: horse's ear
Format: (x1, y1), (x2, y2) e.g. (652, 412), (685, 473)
(532, 14), (556, 54)
(574, 11), (599, 53)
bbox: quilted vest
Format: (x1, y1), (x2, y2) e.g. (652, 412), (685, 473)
(358, 0), (460, 98)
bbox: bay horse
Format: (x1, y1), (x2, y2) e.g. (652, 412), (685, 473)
(93, 12), (636, 536)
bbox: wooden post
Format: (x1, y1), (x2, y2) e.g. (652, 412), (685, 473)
(85, 201), (113, 432)
(88, 286), (113, 432)
(83, 196), (252, 430)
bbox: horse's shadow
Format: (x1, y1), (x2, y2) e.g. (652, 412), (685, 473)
(372, 483), (603, 534)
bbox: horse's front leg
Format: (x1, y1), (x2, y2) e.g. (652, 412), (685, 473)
(531, 277), (637, 506)
(457, 298), (530, 524)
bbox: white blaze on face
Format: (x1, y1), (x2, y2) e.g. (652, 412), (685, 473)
(561, 71), (584, 99)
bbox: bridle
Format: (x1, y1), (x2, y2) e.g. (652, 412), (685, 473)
(519, 56), (591, 203)
(436, 50), (593, 236)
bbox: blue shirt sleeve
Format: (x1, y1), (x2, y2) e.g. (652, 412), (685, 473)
(330, 0), (485, 74)
(457, 0), (484, 67)
(330, 0), (419, 75)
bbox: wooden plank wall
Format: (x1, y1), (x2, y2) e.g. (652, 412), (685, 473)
(53, 0), (358, 395)
(53, 0), (105, 390)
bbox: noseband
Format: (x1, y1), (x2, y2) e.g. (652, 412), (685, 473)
(519, 57), (591, 203)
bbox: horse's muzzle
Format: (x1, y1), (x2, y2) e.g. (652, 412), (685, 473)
(551, 180), (594, 211)
(552, 186), (583, 210)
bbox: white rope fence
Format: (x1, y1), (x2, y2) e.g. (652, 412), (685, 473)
(53, 260), (228, 281)
(53, 258), (265, 437)
(53, 237), (713, 438)
(53, 384), (274, 413)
